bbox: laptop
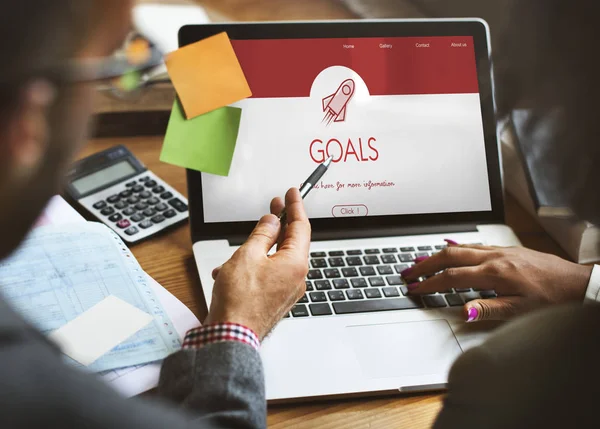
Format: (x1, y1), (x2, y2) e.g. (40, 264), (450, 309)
(184, 19), (521, 401)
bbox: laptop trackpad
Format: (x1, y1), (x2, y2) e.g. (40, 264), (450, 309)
(346, 320), (463, 379)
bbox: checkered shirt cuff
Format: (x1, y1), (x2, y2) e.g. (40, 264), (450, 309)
(182, 323), (260, 351)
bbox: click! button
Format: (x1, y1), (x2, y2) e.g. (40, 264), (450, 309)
(332, 205), (368, 217)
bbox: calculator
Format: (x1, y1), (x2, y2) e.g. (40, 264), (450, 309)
(65, 145), (189, 243)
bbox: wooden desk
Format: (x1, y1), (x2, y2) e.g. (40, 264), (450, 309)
(81, 136), (568, 429)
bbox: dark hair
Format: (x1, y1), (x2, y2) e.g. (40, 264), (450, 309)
(495, 0), (600, 225)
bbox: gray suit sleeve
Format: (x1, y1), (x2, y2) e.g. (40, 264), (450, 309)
(434, 303), (600, 429)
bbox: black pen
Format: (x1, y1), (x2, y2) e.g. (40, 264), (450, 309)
(278, 155), (334, 224)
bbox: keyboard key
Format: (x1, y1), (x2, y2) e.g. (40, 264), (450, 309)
(328, 291), (346, 301)
(394, 264), (410, 274)
(347, 250), (363, 255)
(315, 280), (332, 291)
(310, 303), (333, 316)
(291, 305), (309, 317)
(364, 255), (380, 265)
(143, 208), (156, 217)
(168, 198), (188, 213)
(123, 207), (136, 216)
(435, 245), (447, 250)
(152, 185), (165, 194)
(160, 191), (173, 200)
(151, 215), (165, 224)
(346, 257), (363, 266)
(369, 277), (385, 287)
(132, 185), (144, 193)
(155, 203), (168, 212)
(423, 295), (448, 308)
(108, 213), (122, 222)
(124, 226), (139, 236)
(479, 290), (497, 299)
(125, 181), (137, 187)
(383, 287), (400, 298)
(100, 207), (115, 216)
(328, 257), (345, 267)
(147, 197), (159, 205)
(116, 219), (131, 229)
(305, 281), (314, 291)
(135, 202), (148, 211)
(333, 279), (350, 289)
(311, 259), (327, 268)
(346, 289), (364, 300)
(460, 292), (480, 303)
(139, 191), (152, 199)
(333, 297), (424, 315)
(377, 265), (394, 275)
(381, 254), (397, 264)
(119, 190), (132, 198)
(455, 288), (472, 293)
(107, 195), (119, 203)
(144, 180), (157, 188)
(415, 252), (429, 259)
(418, 246), (433, 251)
(399, 253), (414, 263)
(328, 251), (345, 257)
(400, 247), (415, 252)
(383, 248), (398, 253)
(324, 269), (341, 279)
(164, 209), (177, 219)
(311, 252), (327, 258)
(351, 278), (368, 288)
(93, 201), (107, 209)
(445, 294), (464, 307)
(341, 267), (359, 277)
(365, 249), (380, 254)
(399, 286), (409, 295)
(365, 289), (382, 299)
(297, 294), (309, 304)
(127, 196), (140, 204)
(307, 270), (323, 280)
(131, 213), (144, 222)
(359, 266), (376, 276)
(139, 220), (153, 229)
(310, 291), (327, 303)
(115, 201), (128, 210)
(386, 275), (403, 286)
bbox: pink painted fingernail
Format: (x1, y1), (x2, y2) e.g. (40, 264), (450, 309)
(400, 267), (413, 277)
(445, 239), (459, 246)
(407, 283), (420, 291)
(413, 256), (429, 263)
(466, 307), (479, 323)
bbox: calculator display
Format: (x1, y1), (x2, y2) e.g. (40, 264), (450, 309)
(71, 161), (136, 195)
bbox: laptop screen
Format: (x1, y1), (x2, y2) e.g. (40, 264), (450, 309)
(201, 36), (492, 223)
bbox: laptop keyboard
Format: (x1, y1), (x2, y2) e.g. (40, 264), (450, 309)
(287, 244), (497, 318)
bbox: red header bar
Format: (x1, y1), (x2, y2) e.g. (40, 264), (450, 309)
(231, 36), (479, 98)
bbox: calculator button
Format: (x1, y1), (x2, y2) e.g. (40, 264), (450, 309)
(108, 213), (122, 222)
(124, 226), (139, 235)
(160, 191), (173, 200)
(143, 208), (156, 217)
(114, 201), (128, 210)
(151, 214), (166, 224)
(139, 191), (151, 199)
(132, 185), (144, 193)
(119, 190), (132, 198)
(144, 180), (157, 188)
(152, 186), (165, 194)
(127, 196), (140, 204)
(139, 220), (153, 229)
(155, 203), (168, 212)
(93, 201), (107, 210)
(100, 207), (115, 216)
(116, 219), (131, 229)
(131, 213), (145, 222)
(163, 209), (177, 218)
(138, 176), (150, 182)
(147, 197), (159, 205)
(123, 207), (136, 216)
(125, 181), (137, 187)
(107, 195), (119, 203)
(168, 198), (188, 213)
(134, 203), (148, 211)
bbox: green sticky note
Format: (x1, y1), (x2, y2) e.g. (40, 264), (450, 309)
(160, 100), (242, 176)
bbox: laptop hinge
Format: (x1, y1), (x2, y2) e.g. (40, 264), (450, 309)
(227, 223), (478, 246)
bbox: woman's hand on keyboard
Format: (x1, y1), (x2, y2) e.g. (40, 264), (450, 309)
(204, 188), (311, 340)
(402, 243), (593, 323)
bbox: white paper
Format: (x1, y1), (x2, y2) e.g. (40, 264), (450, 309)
(49, 296), (153, 366)
(35, 196), (84, 227)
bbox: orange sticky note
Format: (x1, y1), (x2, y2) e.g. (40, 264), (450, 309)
(165, 32), (252, 119)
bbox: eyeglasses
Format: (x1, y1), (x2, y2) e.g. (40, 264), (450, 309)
(67, 33), (164, 99)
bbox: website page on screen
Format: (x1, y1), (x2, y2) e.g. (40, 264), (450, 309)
(202, 36), (492, 223)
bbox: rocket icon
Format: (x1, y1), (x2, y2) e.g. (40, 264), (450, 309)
(322, 79), (355, 125)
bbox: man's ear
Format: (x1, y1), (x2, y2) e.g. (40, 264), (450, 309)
(3, 80), (56, 184)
